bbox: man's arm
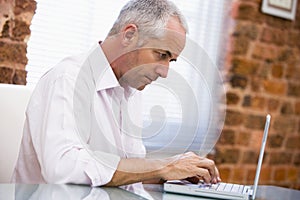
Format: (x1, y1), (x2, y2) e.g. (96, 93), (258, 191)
(105, 152), (220, 186)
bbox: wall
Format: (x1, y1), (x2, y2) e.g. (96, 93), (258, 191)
(0, 0), (36, 84)
(215, 0), (300, 189)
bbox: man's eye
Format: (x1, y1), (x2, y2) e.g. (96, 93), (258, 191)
(157, 52), (168, 60)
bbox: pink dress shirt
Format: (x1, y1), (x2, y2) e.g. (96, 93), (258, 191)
(12, 44), (146, 186)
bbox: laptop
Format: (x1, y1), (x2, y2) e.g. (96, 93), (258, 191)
(163, 114), (271, 200)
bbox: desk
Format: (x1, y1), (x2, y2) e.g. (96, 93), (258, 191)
(0, 184), (299, 200)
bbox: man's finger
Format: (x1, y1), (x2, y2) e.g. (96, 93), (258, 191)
(185, 176), (200, 184)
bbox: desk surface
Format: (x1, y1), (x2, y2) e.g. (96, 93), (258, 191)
(0, 184), (299, 200)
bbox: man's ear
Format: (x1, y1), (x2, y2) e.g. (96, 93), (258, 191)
(122, 24), (138, 46)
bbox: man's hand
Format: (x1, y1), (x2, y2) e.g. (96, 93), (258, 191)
(161, 152), (221, 184)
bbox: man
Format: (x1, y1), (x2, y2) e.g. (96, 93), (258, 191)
(12, 0), (221, 187)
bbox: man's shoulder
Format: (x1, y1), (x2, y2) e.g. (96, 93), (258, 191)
(41, 52), (87, 83)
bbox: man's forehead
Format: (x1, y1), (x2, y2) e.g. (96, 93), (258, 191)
(144, 30), (186, 55)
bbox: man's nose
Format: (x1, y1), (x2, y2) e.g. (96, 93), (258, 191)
(156, 62), (170, 78)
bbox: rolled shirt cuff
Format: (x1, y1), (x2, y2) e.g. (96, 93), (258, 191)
(84, 151), (120, 186)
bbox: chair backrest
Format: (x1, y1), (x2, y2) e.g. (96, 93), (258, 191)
(0, 83), (32, 183)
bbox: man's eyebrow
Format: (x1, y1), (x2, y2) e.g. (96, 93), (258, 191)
(166, 50), (177, 62)
(166, 50), (172, 57)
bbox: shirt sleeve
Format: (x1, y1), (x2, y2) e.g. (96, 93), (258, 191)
(28, 69), (120, 186)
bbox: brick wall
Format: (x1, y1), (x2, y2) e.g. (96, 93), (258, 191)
(215, 0), (300, 189)
(0, 0), (36, 85)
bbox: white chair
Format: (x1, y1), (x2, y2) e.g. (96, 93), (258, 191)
(0, 83), (32, 183)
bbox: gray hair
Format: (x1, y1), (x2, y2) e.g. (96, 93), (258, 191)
(107, 0), (188, 45)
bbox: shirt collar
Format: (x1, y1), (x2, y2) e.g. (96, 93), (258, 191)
(87, 43), (120, 91)
(87, 43), (137, 99)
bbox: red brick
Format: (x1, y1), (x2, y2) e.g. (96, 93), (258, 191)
(280, 102), (294, 115)
(242, 95), (251, 107)
(244, 114), (265, 130)
(273, 116), (297, 133)
(274, 168), (287, 181)
(246, 168), (256, 182)
(0, 41), (27, 65)
(232, 168), (246, 183)
(268, 134), (284, 148)
(258, 64), (271, 78)
(267, 98), (280, 111)
(225, 110), (245, 126)
(294, 153), (300, 166)
(1, 19), (11, 38)
(219, 129), (235, 145)
(269, 152), (293, 165)
(231, 37), (250, 55)
(249, 131), (263, 150)
(259, 167), (272, 182)
(230, 75), (248, 89)
(252, 44), (279, 61)
(14, 0), (37, 15)
(250, 77), (262, 92)
(242, 150), (258, 164)
(265, 15), (293, 29)
(278, 48), (300, 64)
(0, 66), (13, 83)
(218, 167), (231, 182)
(263, 80), (286, 95)
(271, 64), (284, 78)
(288, 82), (300, 97)
(236, 131), (251, 146)
(233, 22), (259, 40)
(295, 101), (300, 115)
(242, 95), (265, 110)
(261, 27), (286, 46)
(233, 2), (264, 23)
(251, 96), (266, 109)
(286, 64), (300, 80)
(12, 68), (26, 85)
(12, 19), (30, 41)
(287, 31), (300, 48)
(215, 147), (241, 164)
(285, 136), (300, 150)
(226, 92), (240, 105)
(287, 168), (298, 182)
(231, 58), (260, 76)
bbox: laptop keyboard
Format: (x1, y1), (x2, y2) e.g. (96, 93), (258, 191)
(198, 182), (250, 194)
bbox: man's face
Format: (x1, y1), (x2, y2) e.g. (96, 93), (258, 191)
(119, 17), (186, 90)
